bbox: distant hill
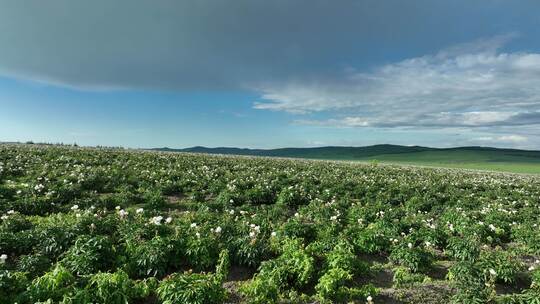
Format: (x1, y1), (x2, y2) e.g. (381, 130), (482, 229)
(151, 145), (540, 174)
(154, 144), (433, 159)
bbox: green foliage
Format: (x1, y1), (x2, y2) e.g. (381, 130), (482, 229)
(389, 242), (433, 273)
(157, 272), (226, 304)
(316, 267), (353, 300)
(17, 253), (51, 277)
(86, 270), (154, 304)
(126, 236), (172, 278)
(477, 248), (523, 283)
(27, 264), (76, 302)
(60, 235), (115, 275)
(448, 261), (496, 304)
(445, 236), (481, 261)
(143, 190), (166, 209)
(0, 270), (29, 303)
(2, 144), (540, 303)
(241, 238), (315, 302)
(392, 266), (430, 287)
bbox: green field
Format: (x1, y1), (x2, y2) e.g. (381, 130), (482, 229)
(364, 150), (540, 174)
(158, 145), (540, 174)
(1, 144), (540, 303)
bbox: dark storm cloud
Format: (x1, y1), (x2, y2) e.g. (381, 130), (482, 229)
(2, 0), (540, 146)
(1, 0), (539, 90)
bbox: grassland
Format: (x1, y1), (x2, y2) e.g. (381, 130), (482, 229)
(157, 145), (540, 174)
(1, 144), (540, 303)
(364, 149), (540, 174)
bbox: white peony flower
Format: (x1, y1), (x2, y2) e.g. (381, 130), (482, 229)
(136, 208), (144, 214)
(151, 216), (163, 225)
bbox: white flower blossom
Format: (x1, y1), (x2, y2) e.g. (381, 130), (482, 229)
(151, 216), (163, 225)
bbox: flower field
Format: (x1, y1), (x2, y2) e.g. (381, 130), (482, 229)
(1, 144), (540, 303)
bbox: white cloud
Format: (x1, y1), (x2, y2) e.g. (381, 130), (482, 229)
(496, 135), (528, 143)
(254, 35), (540, 129)
(474, 135), (528, 143)
(295, 117), (370, 128)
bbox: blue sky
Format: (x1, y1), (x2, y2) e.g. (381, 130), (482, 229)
(1, 1), (540, 149)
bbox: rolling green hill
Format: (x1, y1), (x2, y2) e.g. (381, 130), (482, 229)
(153, 145), (540, 174)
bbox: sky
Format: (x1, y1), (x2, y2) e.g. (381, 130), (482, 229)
(1, 0), (540, 149)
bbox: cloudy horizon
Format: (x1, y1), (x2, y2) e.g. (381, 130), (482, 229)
(1, 0), (540, 149)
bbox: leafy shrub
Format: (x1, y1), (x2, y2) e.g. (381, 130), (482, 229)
(126, 236), (172, 278)
(276, 186), (310, 207)
(316, 267), (352, 300)
(143, 190), (166, 209)
(60, 235), (115, 275)
(516, 268), (540, 303)
(389, 243), (433, 273)
(27, 264), (76, 302)
(392, 266), (430, 287)
(241, 238), (315, 303)
(477, 248), (523, 283)
(157, 271), (226, 304)
(445, 236), (481, 262)
(17, 254), (51, 277)
(0, 270), (28, 303)
(86, 270), (154, 304)
(350, 222), (393, 254)
(184, 233), (221, 270)
(448, 261), (496, 304)
(0, 230), (36, 256)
